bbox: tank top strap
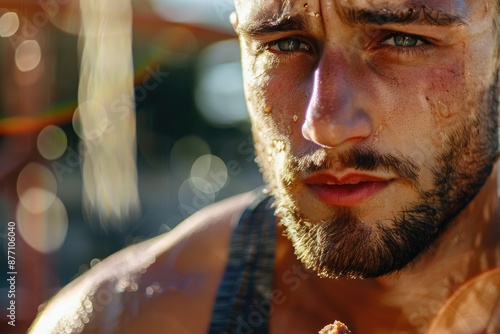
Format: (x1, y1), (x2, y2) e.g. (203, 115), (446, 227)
(208, 188), (276, 334)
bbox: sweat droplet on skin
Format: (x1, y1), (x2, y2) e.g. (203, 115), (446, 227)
(293, 115), (298, 122)
(437, 100), (451, 118)
(373, 125), (384, 144)
(302, 3), (320, 18)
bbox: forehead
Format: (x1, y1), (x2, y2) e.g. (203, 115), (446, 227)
(234, 0), (484, 28)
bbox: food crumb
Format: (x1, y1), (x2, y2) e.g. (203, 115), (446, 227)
(318, 320), (351, 334)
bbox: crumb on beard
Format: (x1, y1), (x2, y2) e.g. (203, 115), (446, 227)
(318, 320), (351, 334)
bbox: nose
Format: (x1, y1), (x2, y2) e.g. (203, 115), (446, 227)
(302, 51), (372, 148)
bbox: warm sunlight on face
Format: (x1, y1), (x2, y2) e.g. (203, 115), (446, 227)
(235, 0), (499, 278)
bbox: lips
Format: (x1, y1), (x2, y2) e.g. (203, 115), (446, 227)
(303, 172), (393, 207)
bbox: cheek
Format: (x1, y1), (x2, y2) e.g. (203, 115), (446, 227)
(379, 55), (469, 144)
(242, 57), (272, 132)
(358, 56), (474, 191)
(242, 56), (290, 171)
(245, 61), (311, 140)
(267, 79), (310, 140)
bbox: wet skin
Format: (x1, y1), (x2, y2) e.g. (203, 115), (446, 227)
(234, 0), (500, 332)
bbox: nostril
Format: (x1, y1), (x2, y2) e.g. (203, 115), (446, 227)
(301, 117), (331, 148)
(301, 108), (373, 148)
(301, 118), (313, 141)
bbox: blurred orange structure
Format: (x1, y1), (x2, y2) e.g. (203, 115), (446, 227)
(0, 1), (234, 332)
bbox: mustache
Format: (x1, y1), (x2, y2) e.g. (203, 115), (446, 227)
(291, 146), (421, 184)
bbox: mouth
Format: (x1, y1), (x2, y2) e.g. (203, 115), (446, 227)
(303, 172), (395, 207)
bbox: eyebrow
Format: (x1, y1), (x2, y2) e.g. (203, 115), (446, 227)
(340, 4), (467, 27)
(238, 2), (467, 37)
(237, 14), (308, 36)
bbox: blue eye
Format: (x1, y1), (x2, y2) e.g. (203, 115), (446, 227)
(270, 38), (311, 52)
(381, 33), (425, 47)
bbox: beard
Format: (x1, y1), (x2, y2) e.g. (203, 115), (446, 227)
(256, 79), (499, 280)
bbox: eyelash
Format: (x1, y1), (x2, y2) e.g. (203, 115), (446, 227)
(374, 31), (433, 57)
(262, 31), (433, 58)
(379, 31), (430, 46)
(264, 36), (313, 54)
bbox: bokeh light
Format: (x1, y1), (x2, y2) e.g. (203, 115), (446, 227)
(189, 177), (215, 196)
(151, 0), (234, 31)
(37, 125), (68, 160)
(18, 187), (57, 214)
(16, 195), (68, 253)
(15, 39), (42, 72)
(178, 178), (215, 212)
(0, 11), (19, 37)
(17, 163), (58, 208)
(190, 154), (228, 194)
(170, 136), (211, 179)
(153, 26), (198, 55)
(195, 39), (248, 127)
(89, 258), (101, 268)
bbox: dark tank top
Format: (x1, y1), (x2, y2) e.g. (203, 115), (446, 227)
(208, 189), (276, 334)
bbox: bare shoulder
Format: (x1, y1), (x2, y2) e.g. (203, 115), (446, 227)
(29, 191), (260, 334)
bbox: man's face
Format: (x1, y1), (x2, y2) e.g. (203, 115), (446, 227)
(234, 0), (499, 278)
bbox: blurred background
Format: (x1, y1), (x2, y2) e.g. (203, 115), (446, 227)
(0, 0), (262, 332)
